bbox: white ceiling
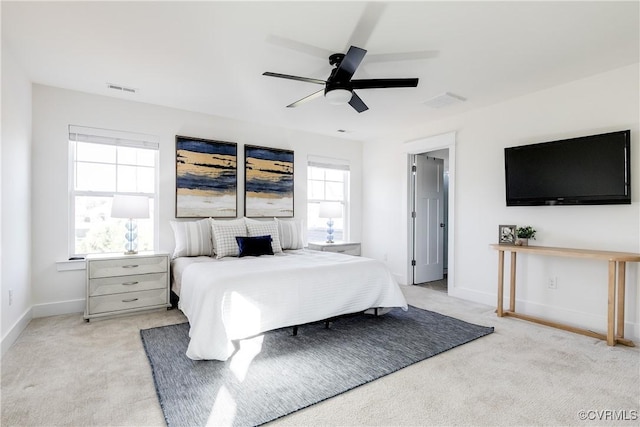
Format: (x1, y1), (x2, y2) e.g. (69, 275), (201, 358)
(2, 1), (639, 142)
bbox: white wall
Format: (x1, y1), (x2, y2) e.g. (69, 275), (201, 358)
(1, 42), (33, 355)
(363, 64), (640, 339)
(30, 85), (363, 316)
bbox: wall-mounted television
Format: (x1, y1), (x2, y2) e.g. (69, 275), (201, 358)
(504, 130), (631, 206)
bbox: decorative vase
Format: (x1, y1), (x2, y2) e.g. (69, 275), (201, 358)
(515, 238), (528, 246)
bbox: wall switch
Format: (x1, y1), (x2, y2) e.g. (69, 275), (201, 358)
(8, 289), (13, 306)
(548, 277), (557, 290)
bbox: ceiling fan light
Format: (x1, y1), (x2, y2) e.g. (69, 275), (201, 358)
(325, 88), (352, 105)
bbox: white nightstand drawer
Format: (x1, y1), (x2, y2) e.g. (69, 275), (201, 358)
(89, 256), (167, 279)
(88, 272), (168, 297)
(307, 242), (361, 256)
(322, 244), (361, 256)
(89, 289), (168, 315)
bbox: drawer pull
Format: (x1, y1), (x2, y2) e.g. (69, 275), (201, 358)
(122, 281), (139, 286)
(337, 250), (346, 253)
(122, 298), (139, 303)
(122, 265), (139, 269)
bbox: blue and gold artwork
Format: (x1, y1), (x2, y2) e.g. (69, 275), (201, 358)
(244, 145), (294, 217)
(176, 136), (237, 218)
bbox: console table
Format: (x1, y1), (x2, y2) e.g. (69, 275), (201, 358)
(490, 244), (640, 347)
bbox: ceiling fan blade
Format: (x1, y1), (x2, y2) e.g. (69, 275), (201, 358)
(263, 72), (325, 85)
(333, 46), (367, 81)
(265, 34), (334, 60)
(348, 92), (369, 113)
(286, 89), (325, 108)
(351, 78), (419, 89)
(346, 3), (386, 49)
(367, 51), (439, 63)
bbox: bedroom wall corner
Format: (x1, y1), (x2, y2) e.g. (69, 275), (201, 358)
(1, 39), (34, 356)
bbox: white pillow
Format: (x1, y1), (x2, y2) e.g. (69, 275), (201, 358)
(245, 218), (282, 254)
(275, 218), (304, 250)
(211, 218), (247, 259)
(170, 219), (213, 258)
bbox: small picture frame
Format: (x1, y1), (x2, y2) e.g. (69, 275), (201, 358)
(498, 225), (517, 245)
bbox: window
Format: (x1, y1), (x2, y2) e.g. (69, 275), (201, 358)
(307, 157), (350, 243)
(69, 126), (159, 256)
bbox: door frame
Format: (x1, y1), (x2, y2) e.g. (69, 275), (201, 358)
(403, 131), (456, 291)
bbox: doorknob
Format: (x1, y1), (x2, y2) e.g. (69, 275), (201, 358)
(440, 223), (445, 228)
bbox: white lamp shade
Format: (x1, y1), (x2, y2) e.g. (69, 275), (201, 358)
(325, 89), (352, 105)
(111, 195), (150, 219)
(318, 201), (342, 219)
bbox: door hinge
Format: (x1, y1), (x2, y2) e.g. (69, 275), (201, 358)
(411, 260), (416, 266)
(411, 211), (416, 218)
(411, 165), (417, 173)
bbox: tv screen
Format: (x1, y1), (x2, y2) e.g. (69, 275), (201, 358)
(505, 130), (631, 206)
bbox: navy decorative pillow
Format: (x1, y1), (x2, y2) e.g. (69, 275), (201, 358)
(235, 235), (274, 257)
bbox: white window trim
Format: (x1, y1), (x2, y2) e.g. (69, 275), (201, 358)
(307, 156), (351, 241)
(68, 125), (160, 257)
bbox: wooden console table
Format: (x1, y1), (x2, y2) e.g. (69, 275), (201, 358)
(490, 244), (640, 347)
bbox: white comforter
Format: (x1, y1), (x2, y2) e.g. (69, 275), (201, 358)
(178, 249), (408, 360)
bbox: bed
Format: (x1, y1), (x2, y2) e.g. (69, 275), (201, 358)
(172, 250), (408, 361)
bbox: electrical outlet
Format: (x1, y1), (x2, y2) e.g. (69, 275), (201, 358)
(548, 277), (558, 290)
(8, 289), (13, 306)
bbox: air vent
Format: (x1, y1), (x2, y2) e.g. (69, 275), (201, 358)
(107, 83), (137, 94)
(424, 92), (466, 109)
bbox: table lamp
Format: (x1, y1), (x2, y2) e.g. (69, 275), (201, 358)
(318, 201), (342, 244)
(111, 195), (150, 254)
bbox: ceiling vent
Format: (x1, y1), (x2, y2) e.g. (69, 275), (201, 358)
(107, 83), (137, 94)
(424, 92), (466, 109)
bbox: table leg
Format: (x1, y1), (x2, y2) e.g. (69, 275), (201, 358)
(616, 261), (626, 339)
(607, 261), (616, 346)
(509, 252), (517, 312)
(497, 250), (504, 317)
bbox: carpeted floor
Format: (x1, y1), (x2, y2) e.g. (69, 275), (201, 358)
(1, 285), (639, 426)
(140, 306), (493, 427)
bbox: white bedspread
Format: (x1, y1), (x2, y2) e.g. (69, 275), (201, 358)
(178, 249), (408, 360)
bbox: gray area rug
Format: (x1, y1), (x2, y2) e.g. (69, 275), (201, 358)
(140, 306), (494, 427)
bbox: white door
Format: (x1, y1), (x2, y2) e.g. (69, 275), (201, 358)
(413, 155), (444, 284)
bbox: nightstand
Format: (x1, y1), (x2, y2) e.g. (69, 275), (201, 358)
(307, 242), (361, 256)
(84, 252), (171, 321)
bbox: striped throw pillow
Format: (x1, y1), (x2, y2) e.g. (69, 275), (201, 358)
(275, 218), (304, 250)
(170, 219), (213, 258)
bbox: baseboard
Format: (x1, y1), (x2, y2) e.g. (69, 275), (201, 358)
(449, 286), (640, 341)
(1, 307), (33, 358)
(32, 298), (84, 318)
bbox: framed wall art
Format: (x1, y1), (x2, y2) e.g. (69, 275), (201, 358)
(175, 135), (237, 218)
(244, 145), (294, 218)
(498, 224), (517, 245)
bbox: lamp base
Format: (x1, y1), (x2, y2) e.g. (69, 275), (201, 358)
(124, 250), (138, 255)
(326, 219), (335, 244)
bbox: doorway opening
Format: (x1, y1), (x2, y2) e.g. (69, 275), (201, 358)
(404, 131), (456, 293)
(409, 149), (450, 292)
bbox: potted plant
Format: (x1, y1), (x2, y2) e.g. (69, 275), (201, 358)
(516, 226), (536, 246)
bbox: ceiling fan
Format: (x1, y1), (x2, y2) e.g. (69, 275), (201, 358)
(263, 45), (419, 113)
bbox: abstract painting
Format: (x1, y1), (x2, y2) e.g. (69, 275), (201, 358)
(244, 145), (294, 217)
(175, 136), (237, 218)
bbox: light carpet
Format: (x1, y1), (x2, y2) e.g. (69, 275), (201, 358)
(140, 306), (494, 427)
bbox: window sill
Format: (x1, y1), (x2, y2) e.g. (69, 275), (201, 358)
(56, 259), (86, 272)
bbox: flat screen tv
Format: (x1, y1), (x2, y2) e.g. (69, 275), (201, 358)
(504, 130), (631, 206)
